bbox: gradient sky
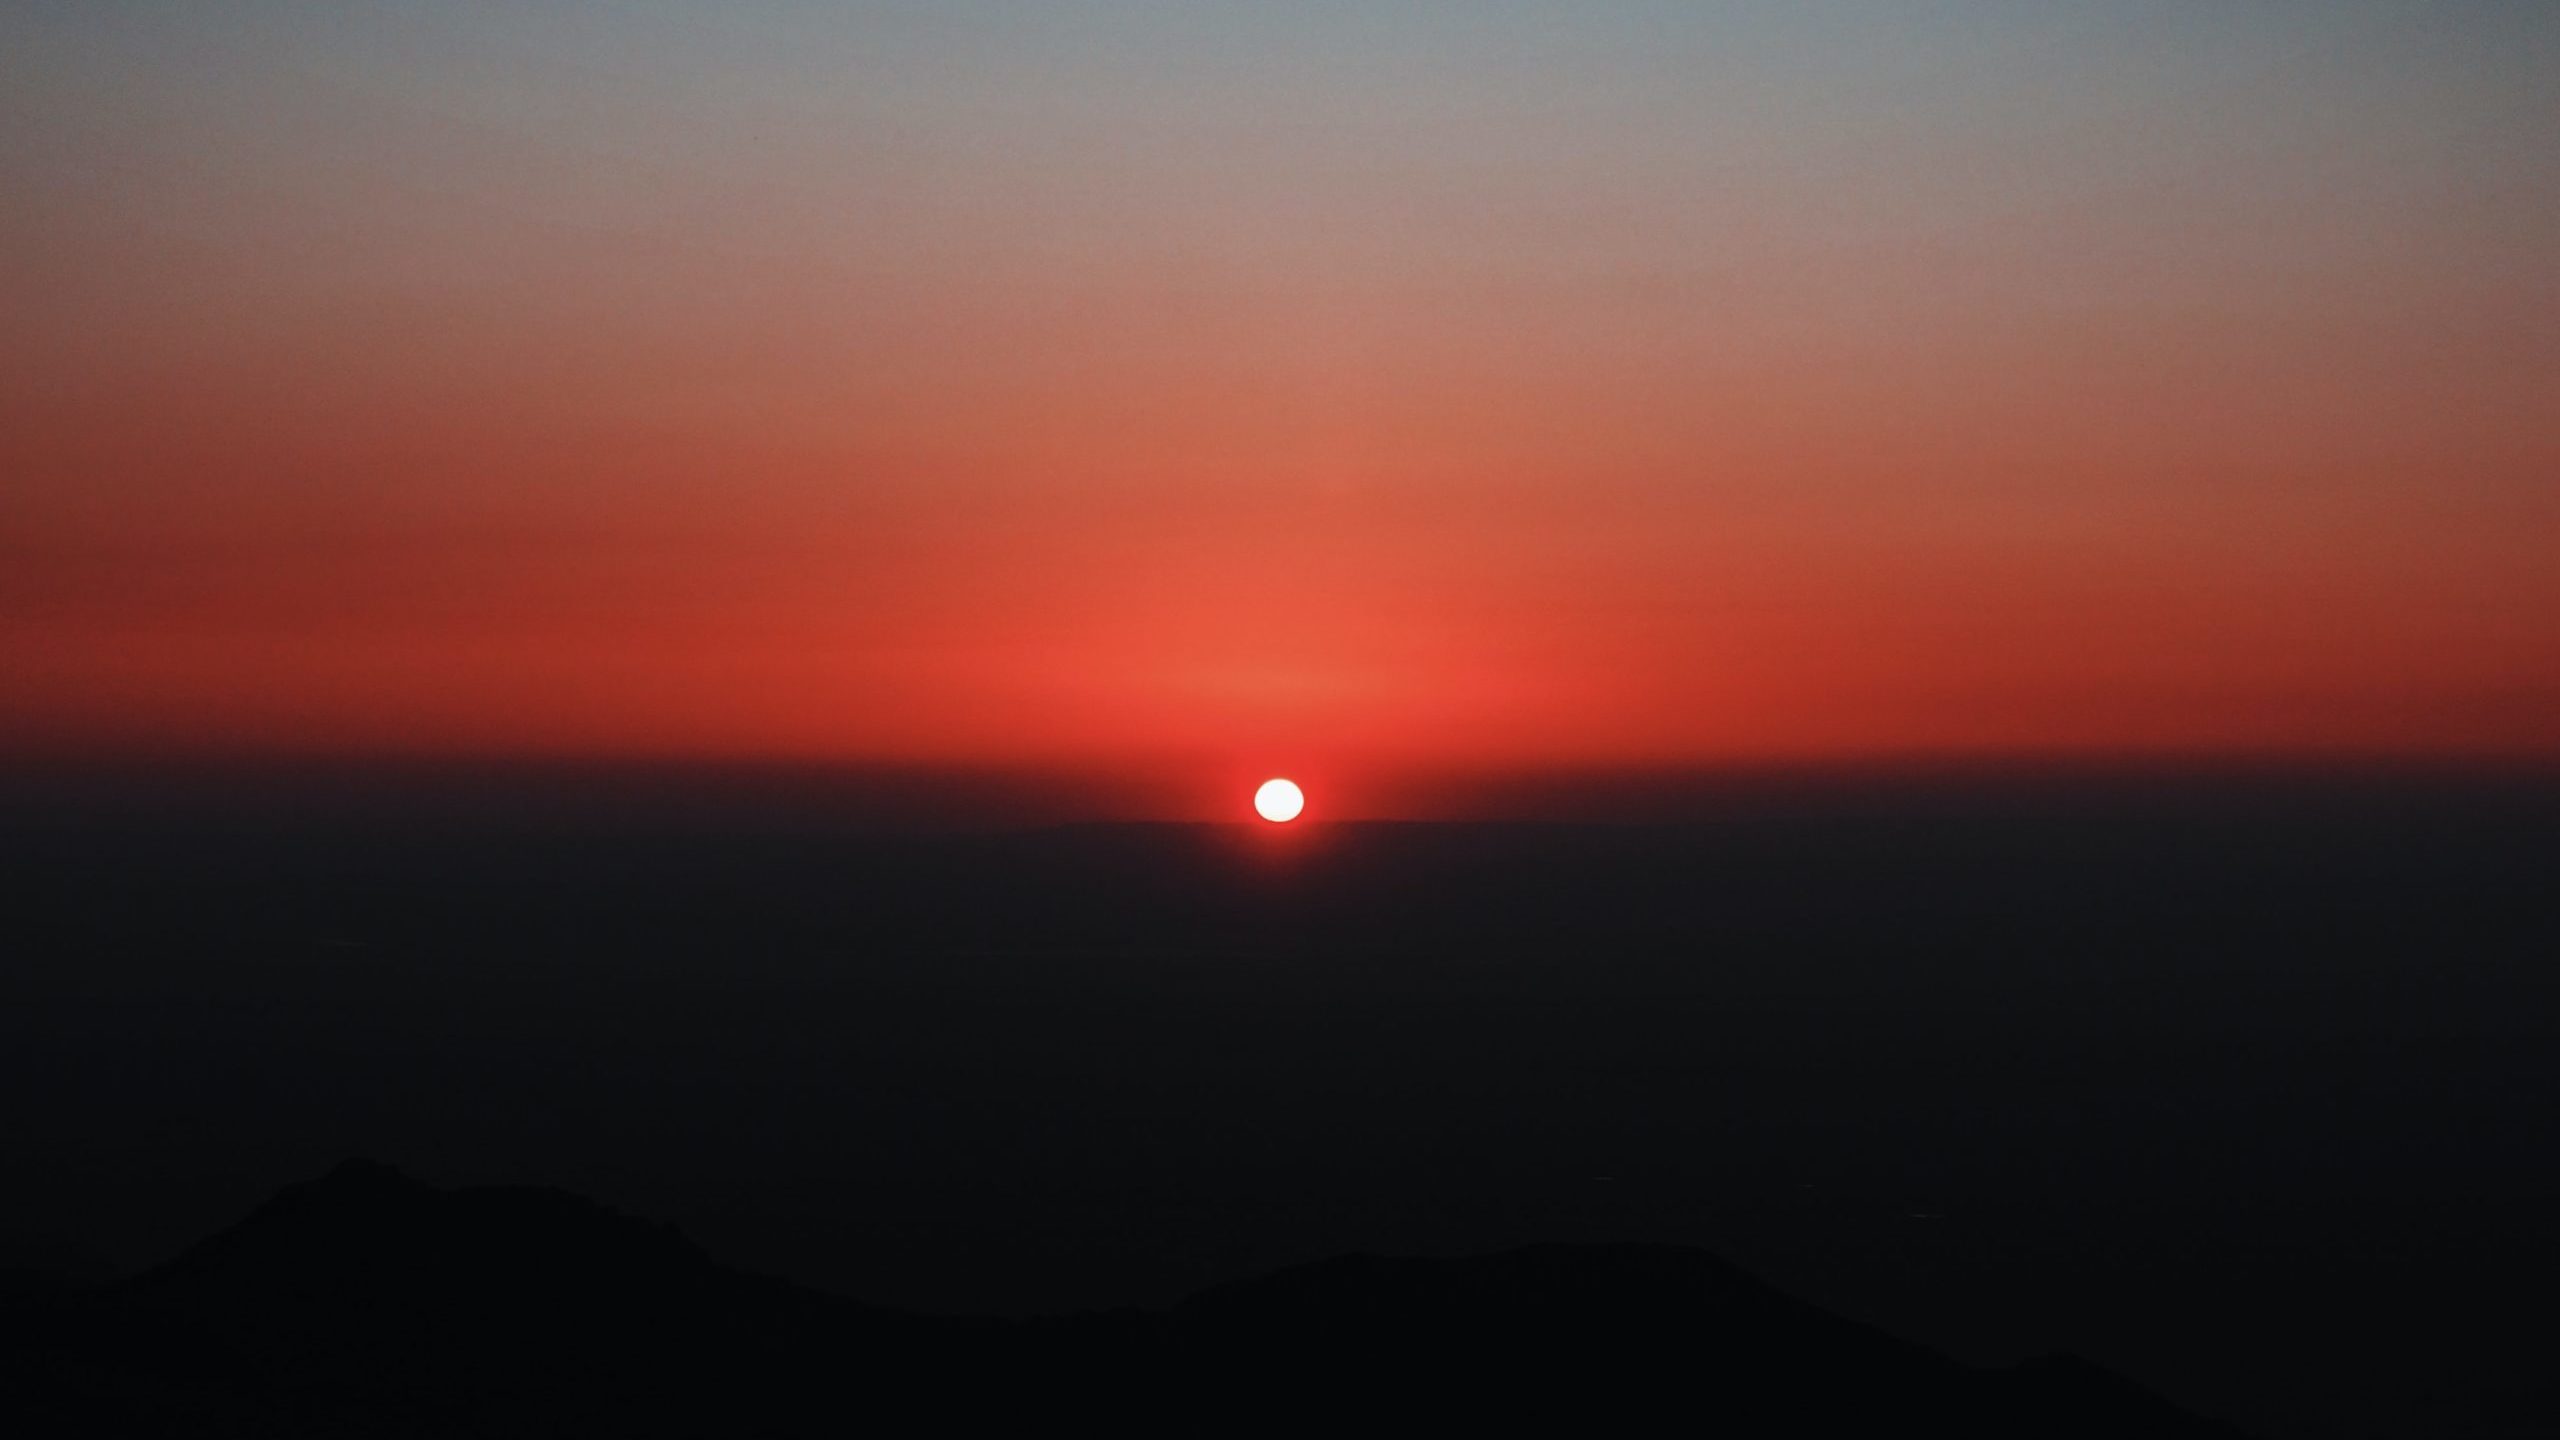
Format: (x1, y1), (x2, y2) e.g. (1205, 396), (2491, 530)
(5, 2), (2556, 811)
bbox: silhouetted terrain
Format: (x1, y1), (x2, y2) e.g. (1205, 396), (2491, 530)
(0, 1160), (2240, 1436)
(3, 768), (2554, 1434)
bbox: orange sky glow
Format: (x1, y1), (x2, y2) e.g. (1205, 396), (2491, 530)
(5, 5), (2555, 816)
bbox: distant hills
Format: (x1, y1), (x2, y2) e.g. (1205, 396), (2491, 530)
(1, 1160), (2243, 1436)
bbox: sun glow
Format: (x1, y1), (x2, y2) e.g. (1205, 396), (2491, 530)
(1254, 778), (1305, 823)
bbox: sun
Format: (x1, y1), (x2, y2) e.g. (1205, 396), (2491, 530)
(1253, 778), (1305, 823)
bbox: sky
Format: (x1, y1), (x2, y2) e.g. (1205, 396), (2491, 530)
(4, 2), (2556, 813)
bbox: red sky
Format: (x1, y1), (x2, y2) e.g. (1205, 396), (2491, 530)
(5, 4), (2555, 815)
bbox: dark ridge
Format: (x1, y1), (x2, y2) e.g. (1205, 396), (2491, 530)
(1, 1161), (2245, 1436)
(0, 1234), (118, 1297)
(131, 1157), (728, 1309)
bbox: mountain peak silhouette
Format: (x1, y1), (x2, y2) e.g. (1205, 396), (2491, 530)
(133, 1157), (733, 1320)
(311, 1156), (416, 1191)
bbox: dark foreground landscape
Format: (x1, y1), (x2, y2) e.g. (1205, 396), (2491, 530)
(3, 768), (2555, 1435)
(2, 1158), (2235, 1436)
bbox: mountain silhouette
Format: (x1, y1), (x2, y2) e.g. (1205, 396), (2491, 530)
(2, 1160), (2245, 1436)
